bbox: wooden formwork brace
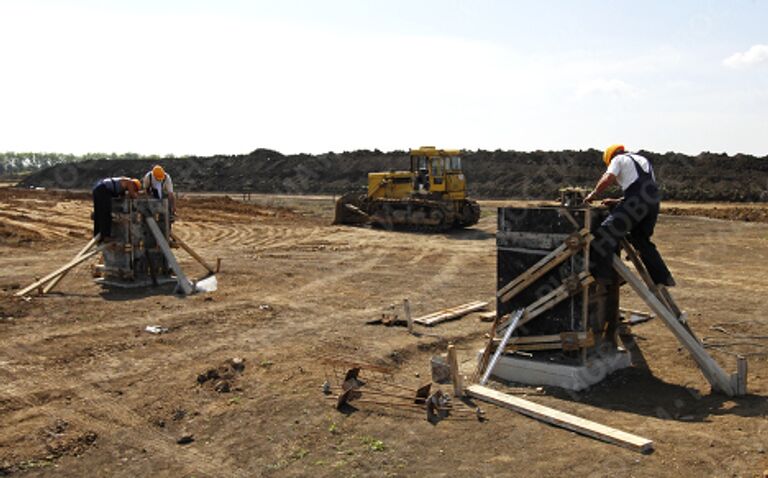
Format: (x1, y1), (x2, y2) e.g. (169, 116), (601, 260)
(15, 245), (106, 297)
(43, 233), (101, 294)
(612, 256), (741, 396)
(170, 231), (216, 275)
(145, 217), (194, 295)
(497, 229), (589, 304)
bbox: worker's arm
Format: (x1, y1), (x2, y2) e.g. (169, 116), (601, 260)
(584, 172), (617, 203)
(122, 179), (140, 199)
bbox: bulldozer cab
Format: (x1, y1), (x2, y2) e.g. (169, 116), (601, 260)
(409, 146), (467, 199)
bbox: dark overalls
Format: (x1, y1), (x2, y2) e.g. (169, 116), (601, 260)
(92, 178), (123, 238)
(591, 155), (673, 285)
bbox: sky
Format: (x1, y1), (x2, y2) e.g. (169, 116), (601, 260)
(0, 0), (766, 156)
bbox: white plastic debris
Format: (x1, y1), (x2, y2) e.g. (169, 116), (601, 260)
(145, 325), (169, 334)
(195, 275), (218, 293)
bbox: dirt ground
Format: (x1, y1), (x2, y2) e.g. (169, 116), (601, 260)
(1, 188), (767, 477)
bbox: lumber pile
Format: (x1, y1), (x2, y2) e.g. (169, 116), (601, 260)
(413, 301), (488, 326)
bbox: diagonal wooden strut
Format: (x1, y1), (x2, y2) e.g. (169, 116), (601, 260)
(146, 217), (194, 295)
(15, 246), (105, 297)
(497, 229), (589, 304)
(612, 256), (736, 396)
(43, 234), (101, 294)
(170, 231), (216, 275)
(620, 239), (698, 338)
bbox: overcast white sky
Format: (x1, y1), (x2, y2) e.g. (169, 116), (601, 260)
(0, 0), (766, 156)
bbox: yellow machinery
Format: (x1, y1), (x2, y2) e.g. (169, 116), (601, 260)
(333, 146), (481, 231)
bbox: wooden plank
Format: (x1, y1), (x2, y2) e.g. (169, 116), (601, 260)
(170, 232), (216, 274)
(146, 217), (194, 295)
(494, 332), (590, 345)
(43, 234), (100, 294)
(492, 332), (594, 352)
(447, 344), (463, 397)
(467, 384), (654, 453)
(612, 256), (736, 396)
(15, 247), (105, 297)
(413, 301), (489, 326)
(480, 309), (524, 385)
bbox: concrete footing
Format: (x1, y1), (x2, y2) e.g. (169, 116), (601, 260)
(479, 350), (632, 391)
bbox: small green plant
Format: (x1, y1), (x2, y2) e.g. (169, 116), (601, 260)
(292, 448), (309, 460)
(259, 360), (274, 368)
(228, 396), (241, 405)
(361, 436), (385, 452)
(328, 422), (338, 434)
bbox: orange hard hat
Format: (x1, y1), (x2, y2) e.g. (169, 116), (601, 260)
(603, 144), (625, 166)
(152, 165), (166, 181)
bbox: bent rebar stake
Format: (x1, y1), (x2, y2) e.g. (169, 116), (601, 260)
(480, 308), (525, 385)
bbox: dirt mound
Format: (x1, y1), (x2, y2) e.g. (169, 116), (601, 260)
(196, 358), (246, 394)
(664, 206), (768, 223)
(17, 148), (768, 202)
(178, 195), (296, 222)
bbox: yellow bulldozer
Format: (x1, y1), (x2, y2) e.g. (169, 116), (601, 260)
(333, 146), (481, 231)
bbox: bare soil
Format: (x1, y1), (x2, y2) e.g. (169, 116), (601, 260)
(1, 188), (767, 477)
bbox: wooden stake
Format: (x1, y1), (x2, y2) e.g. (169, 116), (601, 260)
(447, 344), (463, 397)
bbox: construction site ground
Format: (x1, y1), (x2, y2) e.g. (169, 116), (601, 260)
(1, 186), (767, 477)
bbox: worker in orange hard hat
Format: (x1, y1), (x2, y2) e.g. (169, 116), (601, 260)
(584, 145), (675, 288)
(91, 177), (141, 241)
(141, 165), (176, 217)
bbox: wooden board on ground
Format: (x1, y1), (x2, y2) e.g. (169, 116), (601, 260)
(467, 384), (654, 453)
(413, 301), (489, 326)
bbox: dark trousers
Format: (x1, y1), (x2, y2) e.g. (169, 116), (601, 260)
(591, 196), (672, 284)
(92, 185), (113, 238)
